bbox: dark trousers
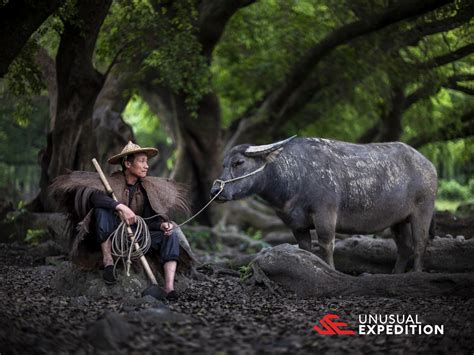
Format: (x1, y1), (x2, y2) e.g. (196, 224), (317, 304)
(94, 208), (180, 264)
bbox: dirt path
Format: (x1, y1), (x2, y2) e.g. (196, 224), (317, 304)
(0, 243), (473, 354)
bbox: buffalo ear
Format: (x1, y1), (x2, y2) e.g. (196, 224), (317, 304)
(266, 147), (283, 163)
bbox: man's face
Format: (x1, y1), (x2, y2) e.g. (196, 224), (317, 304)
(125, 153), (149, 179)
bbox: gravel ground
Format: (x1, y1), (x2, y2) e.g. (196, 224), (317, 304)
(1, 242), (473, 354)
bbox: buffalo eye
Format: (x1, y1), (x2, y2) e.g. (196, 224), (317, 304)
(232, 160), (244, 168)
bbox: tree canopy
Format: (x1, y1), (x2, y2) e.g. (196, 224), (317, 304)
(0, 0), (473, 214)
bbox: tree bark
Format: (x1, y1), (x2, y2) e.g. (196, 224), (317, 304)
(138, 84), (177, 176)
(169, 92), (222, 225)
(92, 66), (135, 175)
(36, 0), (112, 211)
(358, 85), (422, 144)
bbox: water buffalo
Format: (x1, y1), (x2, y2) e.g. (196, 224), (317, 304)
(211, 136), (437, 273)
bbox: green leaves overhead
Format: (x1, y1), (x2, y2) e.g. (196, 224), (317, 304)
(96, 0), (211, 114)
(213, 0), (342, 125)
(1, 0), (473, 190)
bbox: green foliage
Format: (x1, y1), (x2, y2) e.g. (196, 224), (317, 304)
(4, 42), (45, 97)
(435, 199), (462, 213)
(25, 228), (47, 246)
(145, 1), (211, 115)
(438, 179), (471, 201)
(239, 264), (253, 281)
(0, 95), (49, 203)
(182, 227), (220, 251)
(213, 0), (347, 126)
(95, 0), (157, 73)
(123, 95), (170, 147)
(245, 227), (262, 241)
(97, 0), (211, 115)
(3, 0), (75, 96)
(166, 151), (177, 172)
(2, 0), (474, 204)
(421, 139), (473, 182)
(468, 178), (474, 196)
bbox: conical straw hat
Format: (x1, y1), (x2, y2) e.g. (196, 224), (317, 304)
(107, 141), (159, 165)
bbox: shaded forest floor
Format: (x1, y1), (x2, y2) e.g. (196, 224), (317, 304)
(1, 242), (473, 354)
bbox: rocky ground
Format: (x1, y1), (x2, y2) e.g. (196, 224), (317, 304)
(1, 242), (473, 354)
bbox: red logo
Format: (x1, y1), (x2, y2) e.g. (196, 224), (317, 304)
(313, 314), (356, 335)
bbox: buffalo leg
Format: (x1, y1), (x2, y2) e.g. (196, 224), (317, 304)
(292, 229), (312, 252)
(316, 231), (335, 269)
(312, 213), (336, 269)
(410, 209), (431, 272)
(391, 222), (412, 274)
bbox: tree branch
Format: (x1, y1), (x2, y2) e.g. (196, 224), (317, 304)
(419, 43), (474, 69)
(278, 5), (474, 142)
(102, 44), (128, 83)
(445, 83), (474, 95)
(227, 0), (454, 147)
(0, 0), (64, 77)
(448, 74), (474, 82)
(275, 0), (453, 107)
(388, 0), (474, 50)
(197, 0), (256, 57)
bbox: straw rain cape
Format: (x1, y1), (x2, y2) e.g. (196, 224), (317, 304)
(49, 170), (189, 264)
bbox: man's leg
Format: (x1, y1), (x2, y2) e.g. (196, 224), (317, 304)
(150, 229), (180, 294)
(163, 261), (177, 293)
(95, 208), (119, 284)
(95, 208), (119, 265)
(101, 238), (114, 267)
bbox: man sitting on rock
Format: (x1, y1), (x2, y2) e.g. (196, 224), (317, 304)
(51, 142), (189, 300)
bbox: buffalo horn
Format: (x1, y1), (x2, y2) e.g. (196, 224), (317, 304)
(244, 135), (297, 156)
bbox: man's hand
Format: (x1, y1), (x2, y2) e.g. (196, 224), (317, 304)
(160, 222), (173, 236)
(116, 204), (137, 225)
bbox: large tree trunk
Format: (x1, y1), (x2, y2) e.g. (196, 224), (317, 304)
(169, 92), (222, 225)
(139, 85), (222, 225)
(92, 67), (135, 175)
(48, 0), (112, 178)
(358, 86), (405, 143)
(138, 85), (177, 177)
(35, 0), (112, 211)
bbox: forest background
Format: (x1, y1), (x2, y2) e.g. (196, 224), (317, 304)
(1, 0), (473, 224)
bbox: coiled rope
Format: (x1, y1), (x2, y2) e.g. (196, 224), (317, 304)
(109, 215), (152, 277)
